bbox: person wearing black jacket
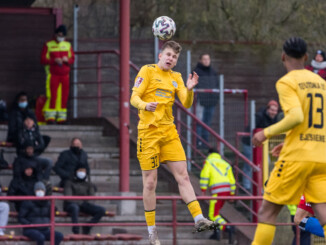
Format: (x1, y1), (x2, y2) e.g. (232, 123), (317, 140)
(64, 166), (105, 235)
(18, 182), (63, 245)
(7, 92), (51, 153)
(8, 159), (41, 212)
(193, 54), (219, 147)
(53, 138), (90, 187)
(13, 141), (52, 181)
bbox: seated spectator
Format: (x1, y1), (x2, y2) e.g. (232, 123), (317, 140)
(18, 182), (63, 245)
(8, 159), (45, 212)
(13, 141), (52, 182)
(64, 166), (105, 234)
(0, 202), (9, 236)
(7, 91), (51, 151)
(53, 138), (90, 187)
(305, 50), (326, 80)
(17, 117), (48, 156)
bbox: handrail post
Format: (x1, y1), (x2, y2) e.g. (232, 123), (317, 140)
(96, 53), (102, 117)
(50, 198), (55, 245)
(172, 199), (177, 245)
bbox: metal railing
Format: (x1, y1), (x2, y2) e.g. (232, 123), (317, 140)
(0, 195), (301, 245)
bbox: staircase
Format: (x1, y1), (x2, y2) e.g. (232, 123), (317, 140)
(0, 124), (233, 245)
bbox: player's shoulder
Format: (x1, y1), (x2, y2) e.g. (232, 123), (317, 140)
(141, 64), (157, 70)
(170, 70), (182, 80)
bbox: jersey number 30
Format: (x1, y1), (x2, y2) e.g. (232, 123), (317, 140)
(307, 93), (324, 128)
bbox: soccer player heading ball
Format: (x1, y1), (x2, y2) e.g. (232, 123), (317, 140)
(130, 41), (216, 245)
(251, 37), (326, 244)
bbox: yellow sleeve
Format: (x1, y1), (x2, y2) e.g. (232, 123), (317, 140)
(227, 165), (236, 195)
(264, 81), (303, 138)
(200, 161), (210, 191)
(175, 73), (194, 108)
(130, 66), (150, 110)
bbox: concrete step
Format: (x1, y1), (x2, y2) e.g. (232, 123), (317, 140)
(89, 158), (140, 170)
(48, 136), (117, 148)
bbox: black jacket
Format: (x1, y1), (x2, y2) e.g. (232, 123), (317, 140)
(8, 160), (41, 211)
(193, 62), (219, 107)
(17, 125), (45, 156)
(12, 155), (42, 180)
(53, 149), (90, 186)
(7, 106), (38, 144)
(255, 108), (279, 129)
(18, 200), (51, 231)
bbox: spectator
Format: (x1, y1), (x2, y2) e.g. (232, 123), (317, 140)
(7, 92), (51, 151)
(305, 50), (326, 80)
(8, 159), (40, 212)
(53, 138), (90, 187)
(63, 166), (105, 234)
(0, 100), (8, 123)
(200, 148), (235, 240)
(241, 100), (280, 191)
(0, 179), (9, 236)
(13, 141), (52, 182)
(41, 24), (75, 124)
(193, 53), (219, 148)
(16, 117), (49, 156)
(18, 182), (63, 245)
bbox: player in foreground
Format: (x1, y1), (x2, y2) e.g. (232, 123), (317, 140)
(251, 37), (326, 244)
(130, 41), (215, 245)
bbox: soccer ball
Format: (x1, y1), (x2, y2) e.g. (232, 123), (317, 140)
(152, 16), (176, 41)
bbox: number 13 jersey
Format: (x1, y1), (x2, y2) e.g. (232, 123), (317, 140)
(277, 69), (326, 163)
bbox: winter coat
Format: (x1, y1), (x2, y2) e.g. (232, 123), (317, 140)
(64, 178), (96, 206)
(16, 125), (45, 156)
(7, 107), (38, 144)
(18, 200), (51, 231)
(193, 62), (219, 107)
(53, 149), (90, 186)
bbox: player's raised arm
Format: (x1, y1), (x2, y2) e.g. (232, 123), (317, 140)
(176, 72), (198, 108)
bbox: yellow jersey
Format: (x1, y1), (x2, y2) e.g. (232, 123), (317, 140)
(277, 69), (326, 163)
(130, 64), (193, 129)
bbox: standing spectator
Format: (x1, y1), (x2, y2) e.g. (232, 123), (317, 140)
(53, 138), (90, 187)
(241, 100), (280, 191)
(18, 182), (63, 245)
(41, 24), (75, 124)
(200, 149), (236, 240)
(193, 53), (219, 147)
(305, 50), (326, 80)
(64, 166), (105, 234)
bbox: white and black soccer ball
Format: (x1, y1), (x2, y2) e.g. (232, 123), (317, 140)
(152, 16), (176, 41)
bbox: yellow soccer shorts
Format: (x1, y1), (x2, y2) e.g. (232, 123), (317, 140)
(264, 161), (326, 205)
(137, 124), (186, 171)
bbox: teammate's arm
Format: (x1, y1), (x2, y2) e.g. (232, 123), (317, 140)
(176, 72), (198, 108)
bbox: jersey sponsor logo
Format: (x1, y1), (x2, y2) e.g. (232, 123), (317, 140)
(172, 81), (178, 88)
(135, 77), (144, 88)
(299, 133), (325, 142)
(155, 89), (172, 98)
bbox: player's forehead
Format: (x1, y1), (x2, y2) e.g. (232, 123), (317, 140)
(161, 47), (179, 57)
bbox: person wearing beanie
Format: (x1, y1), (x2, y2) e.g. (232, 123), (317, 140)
(41, 24), (75, 124)
(305, 50), (326, 80)
(18, 182), (63, 245)
(63, 166), (105, 235)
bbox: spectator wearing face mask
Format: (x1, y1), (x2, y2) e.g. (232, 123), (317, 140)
(18, 182), (63, 245)
(7, 92), (38, 145)
(305, 50), (326, 80)
(63, 166), (105, 235)
(53, 138), (90, 187)
(41, 24), (75, 124)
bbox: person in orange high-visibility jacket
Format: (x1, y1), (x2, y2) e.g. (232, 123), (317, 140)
(41, 25), (75, 124)
(200, 149), (236, 232)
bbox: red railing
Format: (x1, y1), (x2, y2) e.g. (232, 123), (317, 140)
(0, 195), (300, 245)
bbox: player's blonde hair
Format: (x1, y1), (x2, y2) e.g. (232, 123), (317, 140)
(161, 41), (182, 54)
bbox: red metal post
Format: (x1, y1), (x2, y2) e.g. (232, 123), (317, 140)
(50, 199), (55, 245)
(252, 128), (263, 222)
(97, 54), (102, 117)
(172, 199), (177, 245)
(119, 0), (130, 192)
